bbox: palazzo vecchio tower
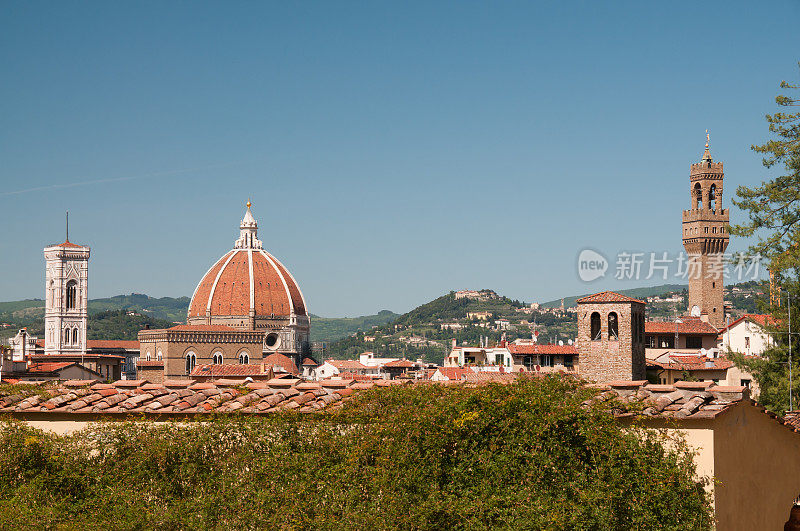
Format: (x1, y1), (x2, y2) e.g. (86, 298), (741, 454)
(681, 133), (729, 328)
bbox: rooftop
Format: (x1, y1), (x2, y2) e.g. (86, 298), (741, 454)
(575, 291), (645, 304)
(0, 377), (797, 431)
(645, 318), (720, 335)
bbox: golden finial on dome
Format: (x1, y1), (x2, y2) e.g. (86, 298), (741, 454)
(705, 129), (710, 149)
(246, 199), (251, 209)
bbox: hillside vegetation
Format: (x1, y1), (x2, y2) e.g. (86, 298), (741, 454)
(540, 284), (688, 308)
(310, 310), (399, 342)
(0, 376), (711, 529)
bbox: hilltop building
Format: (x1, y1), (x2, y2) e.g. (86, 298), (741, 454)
(138, 202), (312, 382)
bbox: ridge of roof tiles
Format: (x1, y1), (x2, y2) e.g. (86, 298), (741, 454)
(3, 378), (796, 430)
(583, 380), (755, 420)
(575, 291), (645, 304)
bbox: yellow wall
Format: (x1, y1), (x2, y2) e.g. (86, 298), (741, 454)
(712, 402), (800, 530)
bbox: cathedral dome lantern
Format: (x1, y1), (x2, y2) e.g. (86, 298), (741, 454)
(188, 202), (309, 337)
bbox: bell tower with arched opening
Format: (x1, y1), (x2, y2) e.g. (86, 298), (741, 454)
(43, 217), (90, 357)
(682, 132), (729, 328)
(575, 291), (646, 383)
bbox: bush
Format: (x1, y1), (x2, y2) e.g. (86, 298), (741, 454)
(0, 376), (712, 529)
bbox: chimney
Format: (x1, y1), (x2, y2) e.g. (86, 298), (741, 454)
(700, 313), (709, 323)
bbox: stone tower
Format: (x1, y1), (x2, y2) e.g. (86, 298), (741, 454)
(575, 291), (646, 383)
(43, 224), (90, 357)
(682, 133), (729, 328)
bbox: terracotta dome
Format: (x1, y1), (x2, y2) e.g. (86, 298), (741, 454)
(188, 204), (307, 322)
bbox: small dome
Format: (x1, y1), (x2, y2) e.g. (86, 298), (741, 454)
(188, 203), (307, 323)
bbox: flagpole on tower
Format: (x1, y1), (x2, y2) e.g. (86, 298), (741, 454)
(66, 211), (69, 242)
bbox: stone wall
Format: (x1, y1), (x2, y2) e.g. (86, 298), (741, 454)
(576, 301), (646, 383)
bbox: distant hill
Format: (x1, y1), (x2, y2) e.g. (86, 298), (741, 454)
(310, 310), (400, 342)
(392, 291), (526, 327)
(88, 294), (190, 322)
(0, 294), (190, 323)
(0, 299), (45, 314)
(540, 284), (688, 309)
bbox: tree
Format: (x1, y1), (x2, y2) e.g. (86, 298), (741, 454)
(729, 64), (800, 413)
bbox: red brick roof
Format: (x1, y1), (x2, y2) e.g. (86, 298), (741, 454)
(301, 358), (318, 366)
(327, 359), (369, 370)
(647, 355), (733, 371)
(717, 314), (775, 334)
(433, 367), (473, 380)
(384, 359), (415, 368)
(585, 380), (750, 420)
(786, 411), (800, 431)
(0, 379), (367, 415)
(0, 376), (783, 426)
(645, 319), (719, 335)
(576, 291), (645, 304)
(54, 240), (86, 249)
(188, 249), (307, 320)
(507, 343), (578, 355)
(27, 362), (74, 373)
(263, 353), (298, 375)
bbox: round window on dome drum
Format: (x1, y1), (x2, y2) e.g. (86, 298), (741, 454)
(265, 333), (280, 349)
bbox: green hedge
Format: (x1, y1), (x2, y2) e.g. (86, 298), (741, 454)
(0, 376), (712, 529)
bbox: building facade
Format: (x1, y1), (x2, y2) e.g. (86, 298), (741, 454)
(682, 134), (729, 328)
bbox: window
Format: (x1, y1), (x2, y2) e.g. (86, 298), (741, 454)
(185, 352), (197, 374)
(157, 350), (163, 361)
(564, 356), (574, 368)
(648, 335), (657, 348)
(686, 335), (703, 349)
(146, 352), (152, 361)
(694, 183), (702, 210)
(540, 355), (553, 367)
(708, 184), (716, 210)
(72, 328), (78, 344)
(608, 312), (619, 340)
(741, 379), (751, 389)
(523, 356), (535, 371)
(659, 336), (675, 349)
(64, 328), (70, 344)
(239, 351), (250, 365)
(265, 333), (279, 349)
(66, 280), (77, 309)
(744, 337), (750, 349)
(590, 312), (601, 340)
(213, 352), (223, 364)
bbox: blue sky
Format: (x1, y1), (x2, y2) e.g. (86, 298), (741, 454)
(1, 1), (798, 316)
